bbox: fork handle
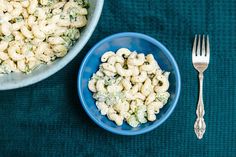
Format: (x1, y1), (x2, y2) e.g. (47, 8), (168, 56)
(194, 72), (206, 139)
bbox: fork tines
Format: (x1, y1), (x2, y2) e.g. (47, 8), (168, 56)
(192, 35), (210, 62)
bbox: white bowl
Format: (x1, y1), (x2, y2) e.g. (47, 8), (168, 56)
(0, 0), (104, 90)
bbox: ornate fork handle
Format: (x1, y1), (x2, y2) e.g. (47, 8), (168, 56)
(194, 72), (206, 139)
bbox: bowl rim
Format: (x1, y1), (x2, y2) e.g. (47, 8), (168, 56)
(0, 0), (104, 90)
(78, 32), (181, 135)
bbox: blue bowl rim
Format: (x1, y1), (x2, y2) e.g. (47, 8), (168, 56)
(78, 32), (181, 135)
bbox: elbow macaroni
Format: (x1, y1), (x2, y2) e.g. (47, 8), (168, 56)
(88, 48), (171, 127)
(0, 0), (88, 74)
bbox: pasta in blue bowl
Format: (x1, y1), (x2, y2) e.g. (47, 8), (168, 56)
(78, 32), (181, 135)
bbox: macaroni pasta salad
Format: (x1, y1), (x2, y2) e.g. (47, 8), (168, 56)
(0, 0), (88, 74)
(88, 48), (171, 127)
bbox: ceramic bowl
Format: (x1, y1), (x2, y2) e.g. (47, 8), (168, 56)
(78, 32), (181, 135)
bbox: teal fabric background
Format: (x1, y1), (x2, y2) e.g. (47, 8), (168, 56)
(0, 0), (236, 156)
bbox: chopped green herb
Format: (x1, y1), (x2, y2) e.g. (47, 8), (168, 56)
(64, 28), (80, 40)
(15, 16), (23, 22)
(1, 35), (14, 42)
(156, 92), (170, 104)
(47, 13), (53, 19)
(76, 0), (89, 8)
(62, 36), (72, 48)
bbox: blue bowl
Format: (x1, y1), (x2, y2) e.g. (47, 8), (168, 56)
(78, 32), (181, 135)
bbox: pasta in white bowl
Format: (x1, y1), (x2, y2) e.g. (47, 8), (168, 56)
(88, 48), (171, 127)
(0, 0), (89, 74)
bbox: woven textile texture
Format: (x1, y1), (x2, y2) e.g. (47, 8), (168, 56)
(0, 0), (236, 156)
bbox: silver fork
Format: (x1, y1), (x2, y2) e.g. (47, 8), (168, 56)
(192, 35), (210, 139)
